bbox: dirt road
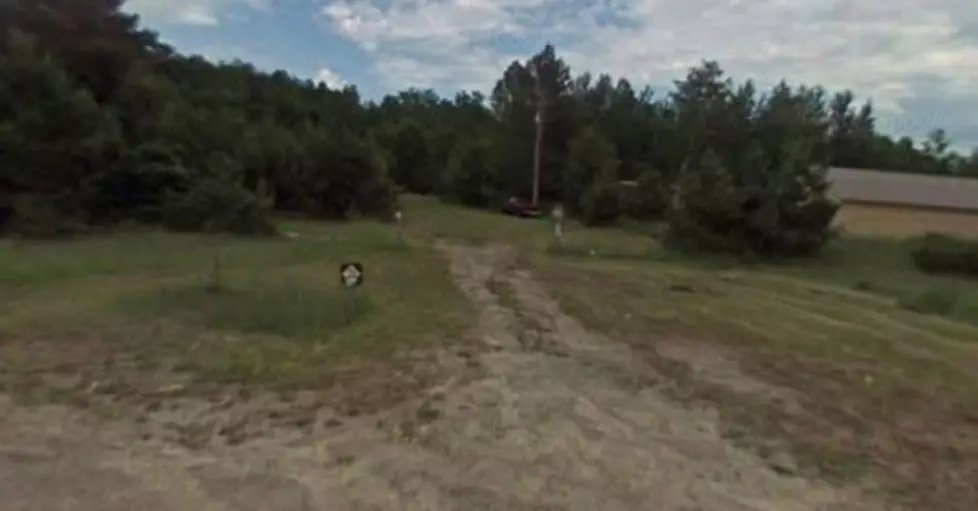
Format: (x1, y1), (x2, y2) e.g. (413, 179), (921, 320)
(0, 244), (885, 510)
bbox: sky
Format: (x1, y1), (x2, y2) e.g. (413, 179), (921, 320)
(123, 0), (978, 152)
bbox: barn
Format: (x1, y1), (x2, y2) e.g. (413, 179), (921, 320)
(827, 167), (978, 238)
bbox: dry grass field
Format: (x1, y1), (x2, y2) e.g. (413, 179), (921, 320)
(835, 202), (978, 239)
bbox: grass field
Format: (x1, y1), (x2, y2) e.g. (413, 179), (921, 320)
(0, 219), (473, 410)
(404, 195), (978, 509)
(836, 202), (978, 239)
(538, 258), (978, 507)
(1, 195), (976, 508)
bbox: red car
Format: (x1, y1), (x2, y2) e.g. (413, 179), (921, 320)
(501, 197), (543, 218)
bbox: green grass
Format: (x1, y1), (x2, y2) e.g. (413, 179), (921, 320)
(3, 194), (977, 508)
(771, 236), (978, 325)
(403, 194), (978, 324)
(897, 284), (961, 316)
(402, 194), (660, 257)
(536, 256), (978, 508)
(400, 195), (978, 509)
(0, 217), (471, 393)
(123, 280), (371, 340)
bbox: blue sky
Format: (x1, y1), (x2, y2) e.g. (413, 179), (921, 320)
(125, 0), (978, 152)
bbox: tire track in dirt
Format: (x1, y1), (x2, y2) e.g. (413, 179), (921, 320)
(0, 242), (887, 510)
(416, 242), (885, 511)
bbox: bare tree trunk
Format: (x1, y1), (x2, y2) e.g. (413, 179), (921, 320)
(530, 67), (546, 207)
(533, 104), (543, 206)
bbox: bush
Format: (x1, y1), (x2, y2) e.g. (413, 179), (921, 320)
(664, 153), (746, 253)
(353, 173), (399, 220)
(347, 137), (399, 219)
(0, 193), (87, 238)
(566, 127), (618, 215)
(910, 232), (978, 276)
(580, 173), (621, 226)
(664, 150), (839, 258)
(446, 137), (499, 208)
(83, 144), (190, 224)
(161, 178), (276, 236)
(623, 167), (669, 219)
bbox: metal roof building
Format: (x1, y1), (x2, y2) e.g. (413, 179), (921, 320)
(827, 167), (978, 211)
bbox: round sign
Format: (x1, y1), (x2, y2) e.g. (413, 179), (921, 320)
(340, 262), (364, 288)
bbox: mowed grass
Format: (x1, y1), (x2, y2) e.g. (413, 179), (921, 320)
(771, 236), (978, 326)
(402, 194), (660, 257)
(0, 219), (472, 396)
(407, 196), (978, 509)
(539, 259), (978, 507)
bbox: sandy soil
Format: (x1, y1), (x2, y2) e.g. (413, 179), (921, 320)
(0, 243), (887, 510)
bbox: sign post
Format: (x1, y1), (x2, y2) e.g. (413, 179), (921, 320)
(394, 210), (403, 242)
(340, 262), (364, 324)
(552, 205), (564, 246)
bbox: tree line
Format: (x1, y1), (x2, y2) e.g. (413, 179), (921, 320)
(3, 0), (977, 257)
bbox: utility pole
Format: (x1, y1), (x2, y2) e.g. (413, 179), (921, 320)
(532, 71), (544, 207)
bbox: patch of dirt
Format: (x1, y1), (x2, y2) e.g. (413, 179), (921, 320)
(655, 338), (802, 410)
(0, 320), (462, 444)
(0, 243), (888, 510)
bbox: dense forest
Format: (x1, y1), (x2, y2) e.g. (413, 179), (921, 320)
(3, 0), (978, 256)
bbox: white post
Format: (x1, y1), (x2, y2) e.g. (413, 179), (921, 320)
(394, 210), (403, 241)
(552, 205), (564, 246)
(340, 263), (364, 324)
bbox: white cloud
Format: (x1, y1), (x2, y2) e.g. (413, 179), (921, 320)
(568, 0), (978, 112)
(323, 0), (540, 47)
(320, 0), (978, 147)
(314, 67), (347, 88)
(322, 0), (556, 89)
(126, 0), (270, 26)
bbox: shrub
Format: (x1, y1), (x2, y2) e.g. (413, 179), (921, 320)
(0, 193), (87, 238)
(664, 152), (746, 253)
(623, 167), (669, 220)
(566, 127), (619, 215)
(84, 144), (190, 224)
(353, 173), (399, 220)
(446, 137), (499, 208)
(348, 137), (399, 219)
(664, 149), (839, 258)
(910, 232), (978, 276)
(580, 172), (621, 226)
(162, 178), (276, 236)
